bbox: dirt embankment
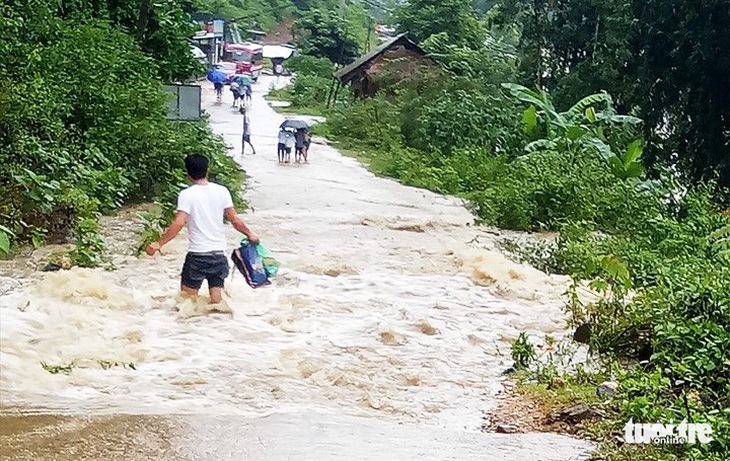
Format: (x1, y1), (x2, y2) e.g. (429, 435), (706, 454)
(263, 17), (295, 45)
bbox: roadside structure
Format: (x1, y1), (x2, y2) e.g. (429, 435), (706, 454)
(334, 33), (436, 98)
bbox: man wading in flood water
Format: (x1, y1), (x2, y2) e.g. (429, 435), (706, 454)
(145, 154), (259, 303)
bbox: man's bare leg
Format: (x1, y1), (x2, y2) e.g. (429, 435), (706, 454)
(209, 287), (223, 304)
(181, 285), (199, 298)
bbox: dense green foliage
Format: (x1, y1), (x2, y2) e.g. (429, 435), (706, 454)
(0, 0), (242, 263)
(396, 0), (485, 48)
(268, 55), (335, 110)
(58, 0), (202, 81)
(283, 0), (730, 458)
(194, 0), (295, 31)
(496, 0), (730, 187)
(294, 7), (361, 63)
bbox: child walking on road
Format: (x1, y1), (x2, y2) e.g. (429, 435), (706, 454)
(277, 128), (293, 163)
(241, 107), (256, 155)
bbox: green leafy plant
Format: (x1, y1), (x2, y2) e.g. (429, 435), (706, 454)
(137, 209), (168, 254)
(0, 224), (14, 255)
(503, 83), (645, 180)
(511, 332), (536, 369)
(40, 361), (76, 375)
(711, 223), (730, 260)
(68, 217), (107, 268)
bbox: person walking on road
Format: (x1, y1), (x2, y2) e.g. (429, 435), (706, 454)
(243, 83), (253, 106)
(284, 128), (295, 163)
(145, 154), (259, 304)
(294, 128), (306, 163)
(241, 106), (256, 155)
(277, 128), (293, 163)
(206, 66), (226, 103)
(230, 80), (241, 108)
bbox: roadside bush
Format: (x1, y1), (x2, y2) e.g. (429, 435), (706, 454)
(286, 54), (334, 79)
(288, 74), (332, 108)
(326, 96), (402, 151)
(475, 147), (663, 231)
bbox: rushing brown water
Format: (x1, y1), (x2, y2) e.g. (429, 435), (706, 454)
(0, 77), (593, 460)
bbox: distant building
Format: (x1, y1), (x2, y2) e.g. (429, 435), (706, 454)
(334, 33), (436, 98)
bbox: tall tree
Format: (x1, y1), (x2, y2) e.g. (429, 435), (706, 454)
(395, 0), (485, 48)
(633, 0), (730, 186)
(57, 0), (200, 81)
(498, 0), (730, 186)
(295, 7), (360, 63)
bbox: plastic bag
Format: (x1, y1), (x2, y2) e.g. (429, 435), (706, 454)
(231, 238), (280, 288)
(241, 237), (280, 277)
(231, 240), (270, 288)
(256, 245), (280, 277)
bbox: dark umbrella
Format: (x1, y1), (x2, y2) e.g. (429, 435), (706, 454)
(280, 119), (312, 130)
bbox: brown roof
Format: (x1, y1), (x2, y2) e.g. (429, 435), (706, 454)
(334, 33), (426, 83)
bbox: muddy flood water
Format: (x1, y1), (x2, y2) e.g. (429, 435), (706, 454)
(0, 77), (594, 460)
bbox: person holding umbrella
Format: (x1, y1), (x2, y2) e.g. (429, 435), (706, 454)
(207, 65), (227, 103)
(294, 129), (306, 163)
(234, 73), (253, 106)
(280, 119), (312, 163)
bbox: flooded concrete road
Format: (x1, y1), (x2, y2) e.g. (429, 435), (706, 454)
(0, 77), (593, 459)
(1, 413), (592, 460)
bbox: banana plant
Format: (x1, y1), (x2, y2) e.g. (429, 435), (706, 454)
(501, 83), (644, 180)
(589, 138), (646, 179)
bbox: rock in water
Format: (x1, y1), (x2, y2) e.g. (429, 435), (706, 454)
(596, 381), (618, 398)
(549, 404), (605, 425)
(496, 424), (518, 434)
(573, 323), (591, 344)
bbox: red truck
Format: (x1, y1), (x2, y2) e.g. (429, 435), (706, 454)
(222, 42), (264, 81)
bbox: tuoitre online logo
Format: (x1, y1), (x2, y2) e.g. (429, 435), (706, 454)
(624, 419), (713, 445)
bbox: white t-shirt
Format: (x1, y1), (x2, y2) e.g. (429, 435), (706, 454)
(177, 183), (234, 253)
(284, 131), (295, 149)
(277, 130), (288, 144)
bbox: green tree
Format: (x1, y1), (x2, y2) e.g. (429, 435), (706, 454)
(194, 0), (296, 30)
(295, 7), (361, 63)
(55, 0), (200, 81)
(395, 0), (485, 48)
(497, 0), (730, 188)
(632, 0), (730, 187)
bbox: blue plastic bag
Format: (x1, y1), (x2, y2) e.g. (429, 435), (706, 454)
(231, 240), (271, 288)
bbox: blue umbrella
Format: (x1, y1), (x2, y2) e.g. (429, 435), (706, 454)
(207, 69), (227, 84)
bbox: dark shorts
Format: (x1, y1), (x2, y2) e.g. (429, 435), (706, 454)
(214, 83), (223, 91)
(243, 134), (251, 143)
(181, 252), (229, 289)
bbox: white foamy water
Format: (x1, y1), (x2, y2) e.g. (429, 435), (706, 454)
(0, 77), (592, 458)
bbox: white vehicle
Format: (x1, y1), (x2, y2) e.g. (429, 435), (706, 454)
(190, 45), (207, 64)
